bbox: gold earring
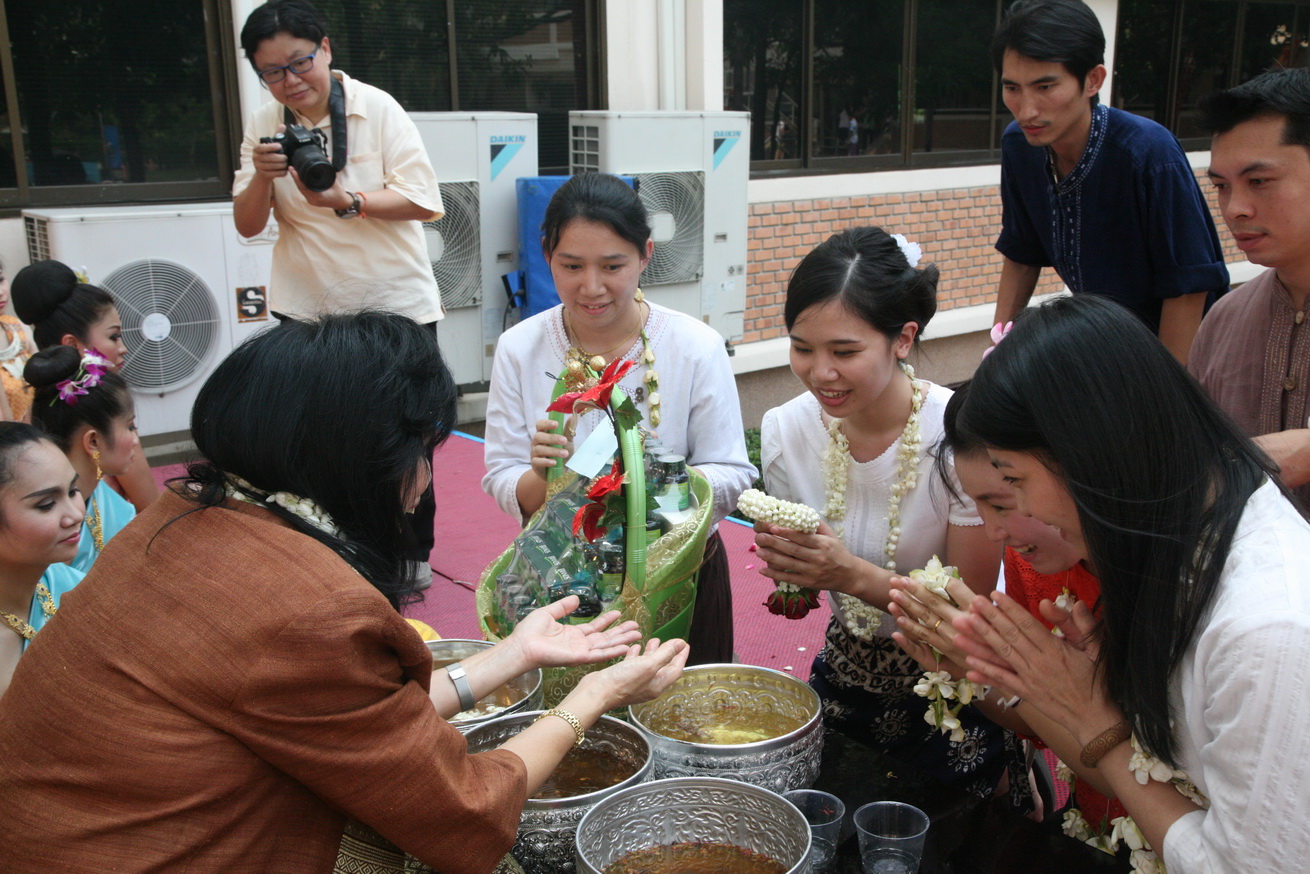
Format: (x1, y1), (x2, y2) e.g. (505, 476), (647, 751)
(92, 449), (102, 483)
(634, 287), (645, 303)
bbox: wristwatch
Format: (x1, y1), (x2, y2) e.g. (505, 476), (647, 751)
(335, 191), (362, 219)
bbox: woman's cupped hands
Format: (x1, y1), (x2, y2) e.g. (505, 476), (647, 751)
(951, 589), (1109, 727)
(506, 595), (642, 669)
(752, 520), (856, 592)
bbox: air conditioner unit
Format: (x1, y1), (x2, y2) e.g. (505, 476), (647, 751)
(410, 112), (538, 387)
(569, 111), (750, 343)
(22, 203), (274, 438)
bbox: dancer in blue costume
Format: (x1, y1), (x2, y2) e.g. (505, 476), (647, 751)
(0, 423), (85, 694)
(25, 345), (138, 573)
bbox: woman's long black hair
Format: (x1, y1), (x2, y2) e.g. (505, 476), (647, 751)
(181, 311), (456, 610)
(956, 295), (1279, 766)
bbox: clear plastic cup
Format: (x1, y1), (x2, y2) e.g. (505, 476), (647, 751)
(783, 789), (845, 873)
(853, 800), (930, 874)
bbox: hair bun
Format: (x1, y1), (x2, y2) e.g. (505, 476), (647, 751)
(11, 260), (79, 326)
(23, 344), (82, 390)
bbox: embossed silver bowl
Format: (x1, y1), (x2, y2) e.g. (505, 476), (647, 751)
(465, 711), (652, 874)
(575, 776), (812, 874)
(628, 663), (823, 793)
(427, 639), (543, 733)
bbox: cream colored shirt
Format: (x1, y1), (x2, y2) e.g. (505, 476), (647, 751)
(233, 70), (445, 322)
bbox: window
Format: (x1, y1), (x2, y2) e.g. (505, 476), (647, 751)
(318, 0), (598, 173)
(1115, 0), (1310, 147)
(0, 0), (235, 207)
(724, 0), (1002, 172)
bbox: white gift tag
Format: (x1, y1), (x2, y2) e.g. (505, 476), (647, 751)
(566, 424), (618, 478)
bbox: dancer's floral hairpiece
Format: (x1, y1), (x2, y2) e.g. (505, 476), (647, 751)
(53, 350), (112, 406)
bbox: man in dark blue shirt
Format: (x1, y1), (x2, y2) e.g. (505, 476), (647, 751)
(991, 0), (1228, 362)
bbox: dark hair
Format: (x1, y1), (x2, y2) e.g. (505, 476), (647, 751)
(11, 260), (118, 350)
(0, 422), (52, 493)
(992, 0), (1105, 99)
(240, 0), (329, 68)
(1197, 66), (1310, 151)
(955, 295), (1278, 766)
(933, 380), (984, 504)
(181, 311), (456, 610)
(783, 226), (938, 341)
(24, 346), (134, 453)
(541, 173), (652, 257)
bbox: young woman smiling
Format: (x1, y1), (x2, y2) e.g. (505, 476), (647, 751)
(482, 172), (755, 664)
(755, 227), (1009, 800)
(951, 295), (1310, 871)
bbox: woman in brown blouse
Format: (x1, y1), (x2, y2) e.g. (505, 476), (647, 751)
(0, 311), (687, 874)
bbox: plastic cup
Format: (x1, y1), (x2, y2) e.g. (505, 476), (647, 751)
(783, 789), (846, 873)
(853, 801), (930, 874)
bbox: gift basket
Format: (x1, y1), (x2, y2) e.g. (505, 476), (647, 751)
(477, 358), (713, 706)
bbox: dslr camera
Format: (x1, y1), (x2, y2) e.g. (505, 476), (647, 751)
(260, 124), (335, 192)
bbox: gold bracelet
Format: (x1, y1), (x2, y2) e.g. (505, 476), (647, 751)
(536, 708), (586, 746)
(1079, 719), (1132, 768)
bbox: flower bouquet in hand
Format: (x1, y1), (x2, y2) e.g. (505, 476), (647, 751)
(906, 556), (986, 742)
(736, 489), (824, 620)
(546, 357), (643, 544)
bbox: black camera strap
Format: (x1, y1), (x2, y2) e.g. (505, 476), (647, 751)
(283, 76), (347, 171)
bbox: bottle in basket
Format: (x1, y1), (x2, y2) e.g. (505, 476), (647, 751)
(567, 570), (602, 623)
(597, 542), (625, 604)
(658, 454), (691, 511)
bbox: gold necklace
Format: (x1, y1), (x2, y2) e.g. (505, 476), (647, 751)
(559, 301), (662, 428)
(563, 302), (645, 370)
(0, 611), (34, 640)
(86, 493), (104, 553)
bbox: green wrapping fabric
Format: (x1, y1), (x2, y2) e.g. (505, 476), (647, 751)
(476, 375), (713, 706)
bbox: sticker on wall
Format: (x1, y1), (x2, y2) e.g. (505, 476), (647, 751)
(490, 134), (527, 181)
(236, 286), (269, 322)
(712, 129), (742, 170)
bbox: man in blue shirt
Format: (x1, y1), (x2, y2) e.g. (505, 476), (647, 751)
(991, 0), (1228, 362)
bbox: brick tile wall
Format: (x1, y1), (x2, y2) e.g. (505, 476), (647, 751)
(742, 168), (1243, 344)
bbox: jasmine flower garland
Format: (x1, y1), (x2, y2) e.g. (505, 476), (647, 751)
(906, 556), (988, 741)
(225, 474), (341, 538)
(826, 360), (925, 640)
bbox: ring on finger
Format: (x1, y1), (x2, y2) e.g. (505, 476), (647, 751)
(933, 618), (943, 632)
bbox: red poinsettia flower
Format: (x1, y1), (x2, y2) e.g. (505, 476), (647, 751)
(547, 358), (636, 414)
(587, 457), (625, 501)
(573, 501), (608, 542)
(572, 458), (627, 543)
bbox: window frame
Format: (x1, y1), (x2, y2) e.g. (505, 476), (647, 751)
(0, 0), (240, 213)
(739, 0), (1005, 175)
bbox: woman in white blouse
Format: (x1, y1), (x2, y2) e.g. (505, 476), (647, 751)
(482, 173), (756, 664)
(952, 294), (1310, 872)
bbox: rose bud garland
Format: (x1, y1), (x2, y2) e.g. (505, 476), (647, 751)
(737, 489), (824, 620)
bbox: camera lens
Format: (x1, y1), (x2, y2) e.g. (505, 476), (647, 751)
(293, 147), (336, 192)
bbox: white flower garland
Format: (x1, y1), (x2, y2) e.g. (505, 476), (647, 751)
(825, 360), (924, 639)
(906, 556), (988, 740)
(225, 474), (341, 538)
(1055, 734), (1209, 873)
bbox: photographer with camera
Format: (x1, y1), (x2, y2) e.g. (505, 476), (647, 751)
(232, 0), (443, 327)
(233, 0), (445, 584)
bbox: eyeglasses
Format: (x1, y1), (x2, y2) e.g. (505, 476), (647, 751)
(257, 47), (320, 85)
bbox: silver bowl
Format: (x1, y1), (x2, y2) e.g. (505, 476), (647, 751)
(628, 663), (824, 793)
(575, 776), (812, 874)
(426, 639), (543, 733)
(465, 710), (652, 874)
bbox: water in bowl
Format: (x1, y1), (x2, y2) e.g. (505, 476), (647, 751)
(652, 707), (806, 745)
(533, 744), (638, 799)
(603, 841), (787, 874)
